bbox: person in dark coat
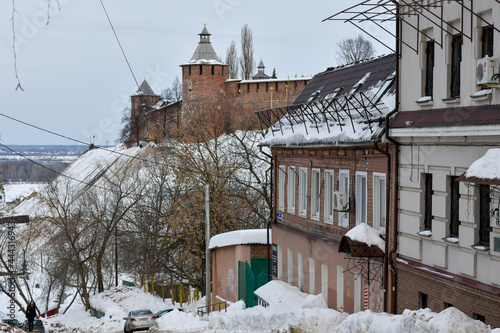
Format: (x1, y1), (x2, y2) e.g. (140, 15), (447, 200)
(26, 300), (37, 332)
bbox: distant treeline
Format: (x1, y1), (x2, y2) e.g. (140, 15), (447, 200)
(0, 161), (69, 183)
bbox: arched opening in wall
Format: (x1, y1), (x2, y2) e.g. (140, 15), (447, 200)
(199, 65), (203, 75)
(212, 65), (215, 75)
(256, 83), (259, 93)
(247, 83), (250, 93)
(266, 82), (269, 92)
(189, 66), (191, 75)
(275, 82), (279, 92)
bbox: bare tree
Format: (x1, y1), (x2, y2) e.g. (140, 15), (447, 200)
(335, 35), (376, 65)
(226, 40), (239, 79)
(161, 77), (182, 103)
(239, 24), (254, 80)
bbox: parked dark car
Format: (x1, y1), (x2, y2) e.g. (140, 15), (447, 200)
(22, 319), (45, 332)
(154, 306), (184, 319)
(123, 309), (155, 333)
(2, 318), (23, 328)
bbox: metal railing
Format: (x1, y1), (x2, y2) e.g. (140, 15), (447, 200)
(196, 301), (228, 316)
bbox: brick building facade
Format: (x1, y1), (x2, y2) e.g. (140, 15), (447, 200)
(257, 54), (398, 313)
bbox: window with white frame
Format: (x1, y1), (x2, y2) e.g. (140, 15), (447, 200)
(311, 169), (321, 220)
(356, 172), (368, 225)
(324, 170), (335, 224)
(299, 168), (308, 217)
(278, 165), (286, 211)
(338, 170), (350, 228)
(288, 166), (296, 213)
(373, 173), (386, 231)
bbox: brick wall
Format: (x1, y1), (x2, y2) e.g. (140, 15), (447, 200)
(251, 244), (270, 258)
(395, 262), (500, 327)
(272, 144), (390, 241)
(182, 64), (228, 105)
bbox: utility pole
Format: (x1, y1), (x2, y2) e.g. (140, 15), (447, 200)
(115, 224), (118, 287)
(205, 184), (211, 311)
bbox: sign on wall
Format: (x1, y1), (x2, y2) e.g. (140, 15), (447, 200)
(272, 243), (278, 277)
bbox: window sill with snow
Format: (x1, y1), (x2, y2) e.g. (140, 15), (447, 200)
(415, 96), (433, 106)
(417, 230), (432, 237)
(442, 237), (459, 244)
(471, 244), (490, 252)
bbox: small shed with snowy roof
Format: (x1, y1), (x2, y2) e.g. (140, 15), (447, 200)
(209, 229), (271, 307)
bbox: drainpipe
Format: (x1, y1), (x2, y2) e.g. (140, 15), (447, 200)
(384, 0), (401, 315)
(373, 141), (391, 313)
(260, 145), (274, 282)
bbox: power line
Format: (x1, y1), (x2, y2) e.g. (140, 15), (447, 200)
(98, 0), (140, 91)
(0, 143), (110, 192)
(0, 112), (87, 145)
(0, 111), (267, 178)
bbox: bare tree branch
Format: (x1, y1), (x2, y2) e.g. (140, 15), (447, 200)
(335, 35), (376, 65)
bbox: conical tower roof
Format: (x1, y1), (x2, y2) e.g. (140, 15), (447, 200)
(188, 25), (222, 64)
(252, 58), (270, 80)
(134, 79), (157, 96)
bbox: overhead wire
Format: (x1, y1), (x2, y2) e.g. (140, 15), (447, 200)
(0, 112), (267, 186)
(98, 0), (141, 91)
(0, 143), (111, 193)
(1, 1), (268, 186)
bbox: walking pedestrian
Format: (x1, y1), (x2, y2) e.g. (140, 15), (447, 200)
(26, 300), (37, 332)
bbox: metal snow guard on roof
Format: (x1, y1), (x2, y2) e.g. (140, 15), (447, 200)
(256, 55), (396, 141)
(324, 0), (500, 54)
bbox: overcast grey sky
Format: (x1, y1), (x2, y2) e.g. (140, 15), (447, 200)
(0, 0), (394, 145)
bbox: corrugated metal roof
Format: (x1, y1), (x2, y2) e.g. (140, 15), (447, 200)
(256, 54), (397, 146)
(293, 54), (396, 105)
(390, 105), (500, 128)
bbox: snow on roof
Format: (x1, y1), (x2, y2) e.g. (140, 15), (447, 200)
(345, 223), (385, 252)
(184, 58), (224, 65)
(240, 77), (312, 84)
(259, 92), (394, 147)
(465, 148), (500, 180)
(209, 229), (270, 250)
(259, 55), (395, 147)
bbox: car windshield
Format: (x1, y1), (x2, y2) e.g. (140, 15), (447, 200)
(132, 310), (152, 316)
(33, 320), (44, 327)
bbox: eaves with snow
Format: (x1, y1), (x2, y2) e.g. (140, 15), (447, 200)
(256, 54), (396, 147)
(208, 229), (270, 250)
(339, 223), (385, 257)
(456, 148), (500, 185)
